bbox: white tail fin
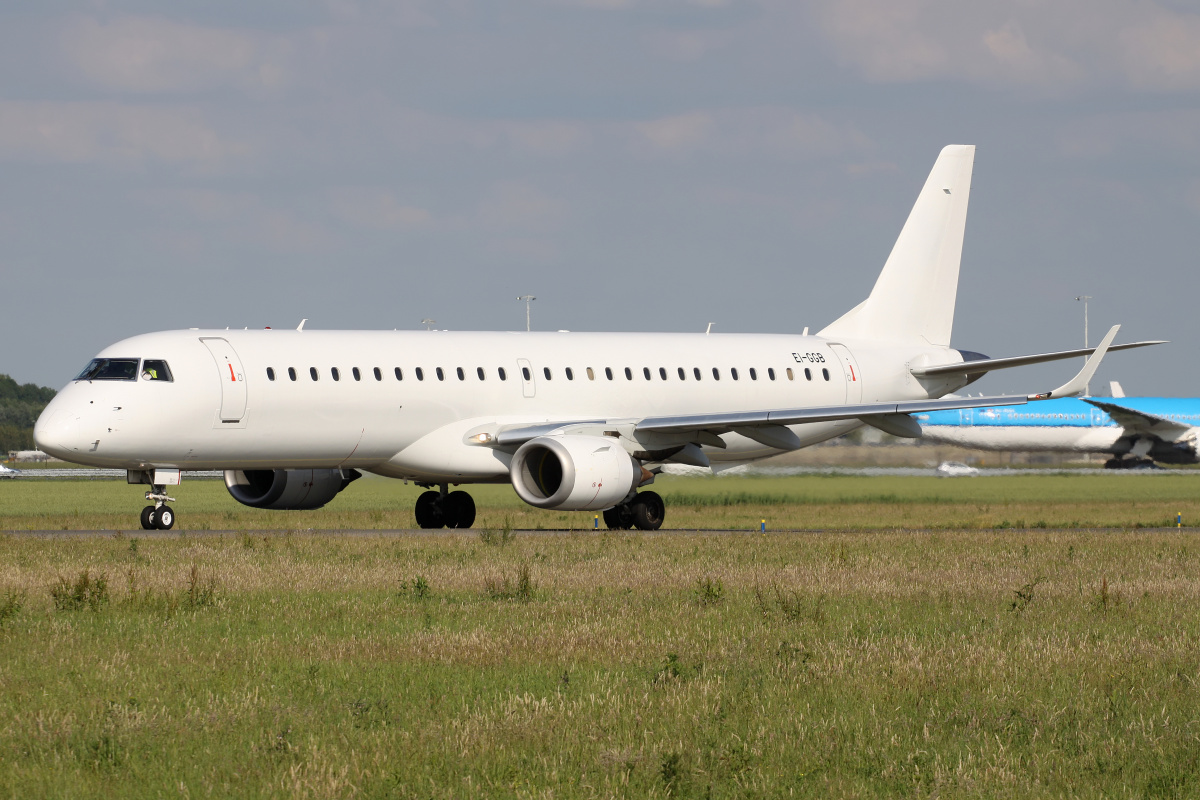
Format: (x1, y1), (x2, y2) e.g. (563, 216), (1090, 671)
(820, 144), (975, 346)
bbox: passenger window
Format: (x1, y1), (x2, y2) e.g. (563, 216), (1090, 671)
(395, 367), (403, 381)
(374, 367), (382, 381)
(544, 367), (552, 380)
(587, 367), (595, 380)
(566, 367), (574, 380)
(352, 367), (361, 381)
(499, 367), (507, 381)
(310, 367), (319, 381)
(731, 368), (739, 380)
(605, 367), (613, 380)
(642, 367), (650, 380)
(768, 368), (776, 381)
(712, 368), (720, 381)
(331, 367), (340, 381)
(288, 367), (297, 381)
(749, 368), (757, 380)
(822, 368), (830, 381)
(522, 367), (531, 381)
(457, 367), (465, 381)
(416, 368), (425, 381)
(659, 367), (667, 380)
(141, 360), (173, 382)
(804, 368), (811, 381)
(477, 367), (485, 380)
(624, 367), (633, 380)
(77, 358), (139, 381)
(678, 367), (685, 380)
(693, 367), (701, 380)
(436, 368), (445, 381)
(788, 368), (796, 380)
(266, 367), (276, 381)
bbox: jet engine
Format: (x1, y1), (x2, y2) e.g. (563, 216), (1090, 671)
(510, 435), (640, 510)
(224, 468), (361, 510)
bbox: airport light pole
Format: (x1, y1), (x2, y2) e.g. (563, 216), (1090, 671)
(421, 318), (435, 330)
(516, 295), (536, 332)
(1075, 295), (1092, 395)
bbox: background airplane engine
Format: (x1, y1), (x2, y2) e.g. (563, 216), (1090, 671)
(510, 435), (639, 510)
(223, 468), (361, 510)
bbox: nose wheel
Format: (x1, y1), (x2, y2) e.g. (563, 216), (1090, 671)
(140, 486), (176, 530)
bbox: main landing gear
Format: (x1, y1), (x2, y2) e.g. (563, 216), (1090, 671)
(414, 484), (477, 529)
(140, 485), (176, 530)
(603, 491), (665, 531)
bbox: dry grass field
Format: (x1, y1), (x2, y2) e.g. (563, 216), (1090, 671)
(3, 474), (1200, 797)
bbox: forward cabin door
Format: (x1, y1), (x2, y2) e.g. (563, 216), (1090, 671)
(828, 343), (862, 403)
(200, 337), (248, 426)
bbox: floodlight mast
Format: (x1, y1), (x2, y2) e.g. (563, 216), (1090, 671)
(421, 318), (435, 331)
(1075, 295), (1092, 395)
(516, 295), (536, 332)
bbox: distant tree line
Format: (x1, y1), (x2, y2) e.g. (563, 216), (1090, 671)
(0, 374), (56, 454)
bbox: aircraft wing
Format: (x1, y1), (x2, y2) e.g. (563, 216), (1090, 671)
(496, 326), (1122, 448)
(1082, 399), (1193, 441)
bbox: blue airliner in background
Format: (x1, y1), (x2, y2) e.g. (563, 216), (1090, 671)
(916, 385), (1200, 468)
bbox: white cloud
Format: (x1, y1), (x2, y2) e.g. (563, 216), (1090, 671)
(61, 16), (288, 93)
(478, 183), (564, 230)
(1121, 13), (1200, 91)
(0, 101), (247, 164)
(330, 188), (434, 230)
(628, 107), (869, 159)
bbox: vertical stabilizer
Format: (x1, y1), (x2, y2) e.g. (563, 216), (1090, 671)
(820, 144), (975, 346)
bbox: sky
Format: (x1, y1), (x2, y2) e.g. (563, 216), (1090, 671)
(2, 0), (1198, 396)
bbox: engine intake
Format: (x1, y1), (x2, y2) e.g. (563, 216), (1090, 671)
(510, 435), (639, 510)
(224, 468), (361, 510)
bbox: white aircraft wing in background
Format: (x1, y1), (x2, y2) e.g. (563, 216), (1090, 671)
(1083, 399), (1194, 440)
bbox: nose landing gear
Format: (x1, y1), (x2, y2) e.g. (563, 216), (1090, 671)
(414, 484), (476, 529)
(140, 486), (176, 530)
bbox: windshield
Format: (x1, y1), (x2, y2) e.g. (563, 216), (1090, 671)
(141, 360), (173, 382)
(75, 358), (140, 381)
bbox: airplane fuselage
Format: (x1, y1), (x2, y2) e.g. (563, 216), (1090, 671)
(35, 329), (965, 482)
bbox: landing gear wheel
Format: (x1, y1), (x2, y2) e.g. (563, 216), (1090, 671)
(154, 506), (175, 530)
(631, 491), (665, 531)
(444, 491), (476, 529)
(414, 490), (445, 529)
(140, 506), (157, 530)
(603, 505), (634, 530)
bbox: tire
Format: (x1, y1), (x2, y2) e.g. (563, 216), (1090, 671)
(631, 491), (665, 531)
(603, 505), (633, 530)
(155, 506), (175, 530)
(414, 490), (444, 529)
(140, 506), (156, 530)
(445, 491), (476, 529)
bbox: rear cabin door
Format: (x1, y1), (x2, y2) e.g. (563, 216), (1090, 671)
(827, 344), (862, 403)
(200, 337), (248, 424)
(516, 358), (536, 398)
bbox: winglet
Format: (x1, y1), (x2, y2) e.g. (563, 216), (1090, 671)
(297, 318), (307, 331)
(1028, 324), (1119, 400)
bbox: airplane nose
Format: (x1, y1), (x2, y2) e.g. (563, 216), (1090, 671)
(33, 402), (76, 460)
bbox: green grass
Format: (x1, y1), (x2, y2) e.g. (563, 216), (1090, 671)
(3, 528), (1200, 797)
(3, 472), (1199, 530)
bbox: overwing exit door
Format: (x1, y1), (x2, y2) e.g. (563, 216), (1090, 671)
(200, 337), (248, 425)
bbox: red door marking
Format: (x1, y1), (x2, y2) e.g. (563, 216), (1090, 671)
(228, 364), (237, 382)
(849, 365), (856, 381)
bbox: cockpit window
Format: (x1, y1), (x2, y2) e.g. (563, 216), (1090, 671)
(76, 358), (140, 381)
(141, 360), (173, 382)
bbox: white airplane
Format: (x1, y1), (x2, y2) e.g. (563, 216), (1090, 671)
(33, 145), (1161, 531)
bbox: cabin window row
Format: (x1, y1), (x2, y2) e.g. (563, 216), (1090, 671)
(264, 365), (832, 383)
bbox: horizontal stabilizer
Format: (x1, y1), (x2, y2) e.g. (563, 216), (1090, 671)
(912, 337), (1165, 379)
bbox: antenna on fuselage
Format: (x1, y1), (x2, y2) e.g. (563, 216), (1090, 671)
(296, 319), (307, 331)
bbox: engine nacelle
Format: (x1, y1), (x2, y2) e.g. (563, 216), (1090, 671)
(224, 468), (361, 510)
(510, 435), (639, 510)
